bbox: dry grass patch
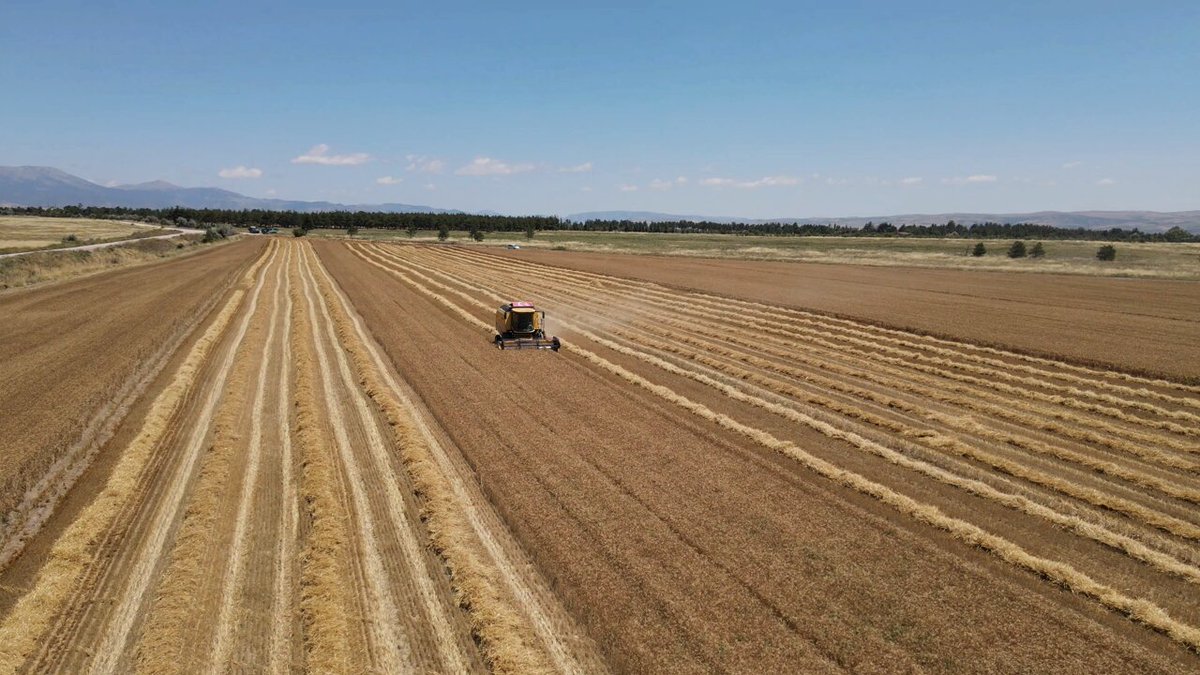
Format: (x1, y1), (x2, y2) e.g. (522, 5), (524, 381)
(0, 236), (206, 290)
(0, 216), (153, 252)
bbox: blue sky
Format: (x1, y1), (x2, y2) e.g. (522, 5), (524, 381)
(2, 1), (1197, 217)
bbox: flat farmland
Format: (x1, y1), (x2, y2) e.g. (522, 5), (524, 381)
(502, 247), (1200, 382)
(0, 237), (1197, 673)
(0, 216), (154, 253)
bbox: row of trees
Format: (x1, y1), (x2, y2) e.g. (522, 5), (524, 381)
(3, 205), (1196, 243)
(970, 241), (1118, 260)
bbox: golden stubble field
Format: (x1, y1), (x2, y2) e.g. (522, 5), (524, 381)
(0, 216), (152, 252)
(0, 236), (1197, 673)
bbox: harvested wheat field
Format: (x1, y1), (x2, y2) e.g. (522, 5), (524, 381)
(0, 236), (1197, 673)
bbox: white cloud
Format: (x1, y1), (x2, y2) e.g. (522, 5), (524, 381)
(455, 157), (535, 176)
(292, 143), (370, 166)
(618, 184), (639, 192)
(648, 176), (689, 191)
(559, 162), (593, 173)
(900, 176), (923, 186)
(581, 186), (593, 192)
(746, 175), (801, 188)
(1062, 161), (1083, 169)
(376, 176), (404, 185)
(943, 174), (998, 185)
(1097, 177), (1116, 186)
(423, 183), (437, 191)
(218, 165), (263, 179)
(701, 175), (800, 189)
(405, 154), (445, 174)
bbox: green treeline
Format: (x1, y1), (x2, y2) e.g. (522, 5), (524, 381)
(4, 206), (1196, 242)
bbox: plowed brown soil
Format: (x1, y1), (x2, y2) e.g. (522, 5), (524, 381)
(1, 236), (1196, 673)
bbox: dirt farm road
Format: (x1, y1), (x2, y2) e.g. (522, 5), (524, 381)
(0, 237), (1197, 673)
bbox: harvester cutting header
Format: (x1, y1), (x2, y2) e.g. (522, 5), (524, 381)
(494, 302), (561, 351)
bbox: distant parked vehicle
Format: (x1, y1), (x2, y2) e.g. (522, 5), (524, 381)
(506, 244), (521, 249)
(248, 226), (260, 234)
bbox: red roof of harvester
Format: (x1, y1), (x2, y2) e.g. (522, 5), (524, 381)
(510, 301), (535, 308)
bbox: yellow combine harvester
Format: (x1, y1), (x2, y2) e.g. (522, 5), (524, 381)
(494, 301), (561, 351)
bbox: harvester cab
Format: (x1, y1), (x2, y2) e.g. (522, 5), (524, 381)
(494, 302), (561, 351)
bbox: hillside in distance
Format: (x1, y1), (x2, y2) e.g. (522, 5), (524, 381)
(0, 166), (454, 214)
(3, 166), (1197, 232)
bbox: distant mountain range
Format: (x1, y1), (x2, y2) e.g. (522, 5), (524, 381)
(3, 166), (1197, 232)
(568, 210), (1200, 233)
(0, 166), (455, 214)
